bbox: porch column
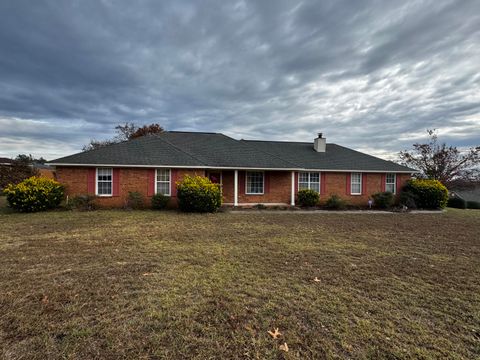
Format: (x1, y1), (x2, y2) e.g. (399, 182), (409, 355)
(234, 170), (238, 207)
(291, 171), (295, 206)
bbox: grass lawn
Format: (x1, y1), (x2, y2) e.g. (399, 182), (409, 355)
(1, 198), (479, 359)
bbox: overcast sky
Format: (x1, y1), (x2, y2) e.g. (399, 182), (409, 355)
(0, 0), (479, 160)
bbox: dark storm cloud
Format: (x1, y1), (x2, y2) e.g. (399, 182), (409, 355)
(0, 0), (479, 159)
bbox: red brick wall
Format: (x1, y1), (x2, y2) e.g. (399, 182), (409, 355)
(56, 167), (411, 208)
(321, 172), (410, 205)
(55, 167), (204, 208)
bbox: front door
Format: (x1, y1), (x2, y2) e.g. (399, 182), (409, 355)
(208, 172), (222, 184)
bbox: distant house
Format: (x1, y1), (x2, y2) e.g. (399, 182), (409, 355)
(49, 131), (417, 207)
(449, 186), (480, 204)
(0, 157), (13, 166)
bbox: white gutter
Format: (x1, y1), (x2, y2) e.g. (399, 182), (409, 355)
(48, 162), (418, 173)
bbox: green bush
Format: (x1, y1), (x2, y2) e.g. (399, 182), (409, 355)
(325, 194), (346, 210)
(403, 179), (448, 209)
(176, 175), (222, 213)
(126, 191), (144, 209)
(151, 193), (170, 210)
(399, 190), (417, 209)
(447, 196), (466, 209)
(372, 192), (395, 209)
(3, 176), (64, 212)
(69, 194), (97, 211)
(297, 189), (319, 207)
(467, 201), (480, 209)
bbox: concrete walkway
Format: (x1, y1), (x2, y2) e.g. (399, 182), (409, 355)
(227, 209), (445, 214)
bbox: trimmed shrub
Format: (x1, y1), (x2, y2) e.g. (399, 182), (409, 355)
(447, 196), (466, 209)
(151, 193), (170, 210)
(399, 190), (417, 210)
(69, 194), (97, 211)
(467, 201), (480, 209)
(3, 176), (64, 212)
(297, 189), (320, 207)
(126, 191), (144, 209)
(325, 194), (346, 210)
(372, 192), (395, 209)
(403, 179), (448, 209)
(176, 175), (222, 213)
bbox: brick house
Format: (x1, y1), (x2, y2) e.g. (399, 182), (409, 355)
(49, 131), (416, 207)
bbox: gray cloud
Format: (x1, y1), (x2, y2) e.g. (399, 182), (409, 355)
(0, 0), (479, 159)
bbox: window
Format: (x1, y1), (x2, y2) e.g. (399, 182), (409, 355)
(299, 172), (320, 192)
(96, 168), (112, 196)
(246, 171), (264, 194)
(386, 173), (396, 193)
(350, 172), (362, 195)
(156, 169), (171, 196)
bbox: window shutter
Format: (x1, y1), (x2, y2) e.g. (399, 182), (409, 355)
(381, 174), (386, 192)
(320, 173), (326, 195)
(171, 169), (178, 197)
(239, 171), (245, 195)
(87, 168), (96, 195)
(346, 173), (351, 194)
(362, 173), (367, 195)
(112, 169), (120, 197)
(264, 172), (270, 193)
(147, 169), (155, 196)
(395, 174), (401, 194)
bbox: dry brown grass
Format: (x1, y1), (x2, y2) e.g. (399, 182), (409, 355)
(1, 201), (479, 359)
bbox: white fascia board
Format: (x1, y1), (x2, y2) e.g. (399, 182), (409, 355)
(49, 163), (417, 173)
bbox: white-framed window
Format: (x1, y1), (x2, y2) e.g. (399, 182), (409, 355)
(299, 172), (320, 192)
(386, 173), (396, 194)
(96, 167), (112, 196)
(156, 169), (171, 196)
(246, 171), (264, 194)
(350, 172), (362, 195)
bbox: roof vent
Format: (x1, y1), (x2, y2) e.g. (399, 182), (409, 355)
(314, 133), (326, 152)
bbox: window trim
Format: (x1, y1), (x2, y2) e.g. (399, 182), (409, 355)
(155, 168), (171, 196)
(298, 171), (321, 193)
(385, 173), (396, 194)
(350, 172), (362, 195)
(95, 167), (113, 197)
(245, 171), (264, 195)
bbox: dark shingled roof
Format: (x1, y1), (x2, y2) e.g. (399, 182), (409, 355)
(242, 140), (415, 172)
(50, 131), (416, 172)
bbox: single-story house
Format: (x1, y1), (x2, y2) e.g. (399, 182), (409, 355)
(449, 185), (480, 204)
(0, 157), (13, 166)
(49, 132), (417, 207)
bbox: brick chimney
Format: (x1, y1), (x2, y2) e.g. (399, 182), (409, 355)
(314, 133), (326, 152)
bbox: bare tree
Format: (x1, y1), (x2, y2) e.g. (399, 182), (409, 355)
(399, 129), (480, 187)
(82, 123), (164, 151)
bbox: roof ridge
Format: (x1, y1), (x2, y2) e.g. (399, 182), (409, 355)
(166, 130), (219, 135)
(242, 139), (334, 145)
(155, 134), (208, 166)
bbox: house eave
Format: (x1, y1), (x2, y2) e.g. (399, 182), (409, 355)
(49, 162), (418, 173)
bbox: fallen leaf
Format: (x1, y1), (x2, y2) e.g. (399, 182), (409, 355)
(279, 342), (289, 352)
(42, 295), (49, 304)
(313, 277), (321, 282)
(268, 328), (282, 339)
